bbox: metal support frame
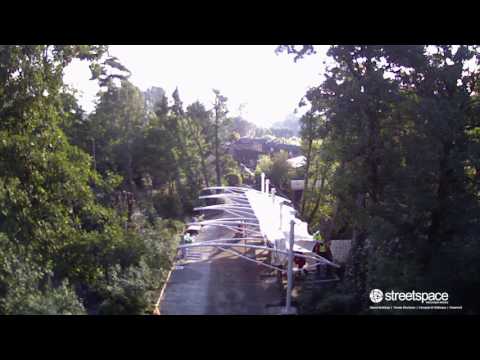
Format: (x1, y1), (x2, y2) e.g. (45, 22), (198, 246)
(176, 183), (342, 315)
(217, 246), (284, 273)
(189, 221), (261, 228)
(201, 186), (250, 193)
(194, 206), (255, 217)
(178, 242), (339, 268)
(191, 223), (263, 236)
(199, 193), (249, 199)
(201, 185), (293, 205)
(196, 220), (258, 226)
(279, 202), (283, 230)
(195, 204), (254, 211)
(286, 220), (294, 313)
(191, 217), (258, 223)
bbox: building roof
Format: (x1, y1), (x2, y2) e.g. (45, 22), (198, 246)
(287, 155), (306, 168)
(236, 137), (267, 145)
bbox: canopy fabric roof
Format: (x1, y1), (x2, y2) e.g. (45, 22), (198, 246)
(187, 225), (202, 232)
(245, 189), (316, 256)
(192, 186), (340, 270)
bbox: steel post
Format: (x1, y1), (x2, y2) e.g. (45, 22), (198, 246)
(286, 220), (294, 313)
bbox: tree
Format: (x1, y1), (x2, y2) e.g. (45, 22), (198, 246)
(229, 116), (257, 137)
(271, 113), (300, 136)
(299, 111), (321, 216)
(255, 151), (292, 192)
(186, 101), (214, 188)
(0, 45), (182, 315)
(87, 80), (146, 194)
(212, 89), (229, 187)
(281, 45), (480, 313)
(139, 89), (217, 217)
(0, 45), (138, 312)
(143, 86), (166, 113)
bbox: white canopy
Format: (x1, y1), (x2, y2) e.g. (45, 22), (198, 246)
(187, 224), (202, 232)
(192, 185), (338, 270)
(244, 189), (316, 264)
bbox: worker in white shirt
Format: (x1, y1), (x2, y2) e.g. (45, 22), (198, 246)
(180, 231), (193, 259)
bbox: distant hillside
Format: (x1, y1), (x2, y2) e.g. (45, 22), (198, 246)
(270, 113), (300, 136)
(228, 116), (257, 138)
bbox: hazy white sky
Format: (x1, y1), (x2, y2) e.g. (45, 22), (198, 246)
(64, 45), (329, 128)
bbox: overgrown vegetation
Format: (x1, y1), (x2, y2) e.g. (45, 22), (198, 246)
(255, 151), (293, 195)
(3, 44), (478, 315)
(0, 45), (240, 314)
(279, 45), (480, 314)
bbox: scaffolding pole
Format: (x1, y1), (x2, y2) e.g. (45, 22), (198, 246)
(286, 220), (294, 314)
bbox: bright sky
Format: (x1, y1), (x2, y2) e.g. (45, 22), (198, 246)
(64, 45), (329, 128)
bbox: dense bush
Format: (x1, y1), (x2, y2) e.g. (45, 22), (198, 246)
(0, 45), (236, 315)
(225, 173), (241, 186)
(92, 218), (181, 315)
(0, 233), (86, 315)
(152, 191), (183, 219)
(0, 212), (181, 315)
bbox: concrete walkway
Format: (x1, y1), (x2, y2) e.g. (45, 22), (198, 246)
(159, 216), (283, 315)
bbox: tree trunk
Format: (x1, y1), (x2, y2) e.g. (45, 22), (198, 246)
(189, 121), (210, 188)
(307, 167), (324, 224)
(200, 156), (210, 188)
(92, 138), (96, 172)
(127, 141), (135, 195)
(300, 135), (313, 216)
(215, 107), (221, 187)
(343, 192), (368, 303)
(424, 142), (453, 269)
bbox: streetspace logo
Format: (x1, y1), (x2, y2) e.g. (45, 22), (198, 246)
(368, 288), (462, 311)
(369, 289), (384, 303)
(369, 289), (449, 304)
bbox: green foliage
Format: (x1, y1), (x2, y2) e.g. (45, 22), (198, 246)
(85, 80), (146, 192)
(312, 293), (359, 315)
(152, 191), (183, 219)
(212, 89), (232, 186)
(255, 154), (273, 175)
(269, 151), (293, 190)
(95, 218), (181, 315)
(228, 116), (257, 137)
(0, 233), (86, 315)
(3, 278), (87, 316)
(0, 45), (182, 315)
(225, 173), (242, 186)
(0, 46), (126, 269)
(255, 151), (292, 192)
(287, 45), (480, 313)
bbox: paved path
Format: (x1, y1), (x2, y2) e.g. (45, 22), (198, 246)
(159, 215), (283, 315)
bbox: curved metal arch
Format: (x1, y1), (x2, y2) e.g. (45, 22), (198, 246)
(178, 242), (340, 268)
(194, 204), (254, 211)
(199, 193), (249, 200)
(196, 207), (255, 218)
(189, 220), (261, 228)
(192, 217), (259, 223)
(196, 223), (263, 236)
